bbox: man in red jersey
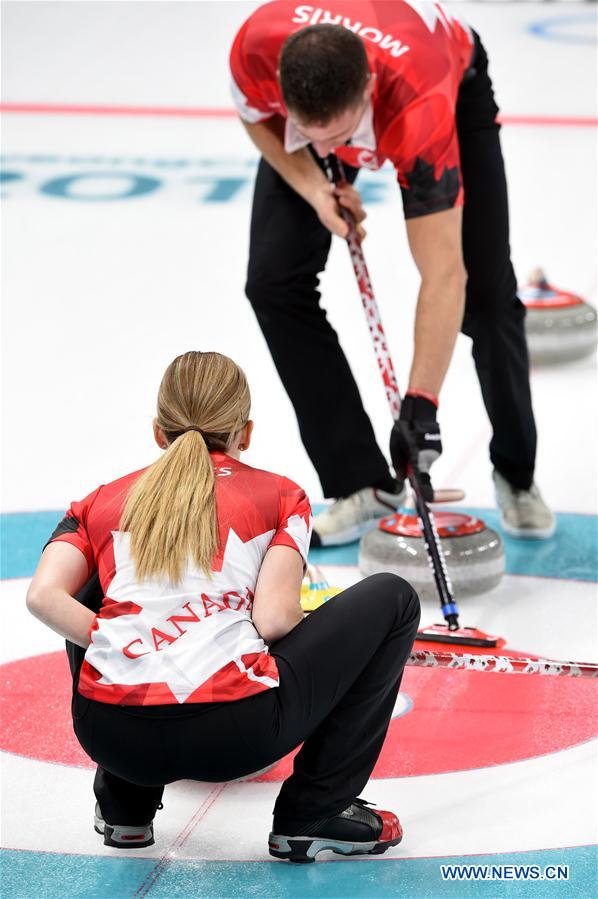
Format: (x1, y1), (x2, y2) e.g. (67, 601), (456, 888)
(230, 0), (554, 545)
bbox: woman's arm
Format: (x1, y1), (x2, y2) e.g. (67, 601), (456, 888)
(26, 542), (96, 648)
(252, 545), (304, 644)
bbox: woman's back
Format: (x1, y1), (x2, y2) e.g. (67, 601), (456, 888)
(27, 349), (415, 861)
(50, 452), (311, 706)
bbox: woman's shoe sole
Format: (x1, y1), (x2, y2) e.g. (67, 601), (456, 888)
(268, 833), (402, 863)
(94, 814), (154, 848)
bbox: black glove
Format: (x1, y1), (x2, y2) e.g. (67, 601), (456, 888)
(390, 394), (442, 502)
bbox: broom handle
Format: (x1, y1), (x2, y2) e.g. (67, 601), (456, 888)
(324, 154), (460, 630)
(408, 648), (598, 678)
(324, 157), (401, 419)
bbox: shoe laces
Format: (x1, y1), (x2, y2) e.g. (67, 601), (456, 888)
(511, 484), (542, 507)
(327, 490), (367, 518)
(497, 476), (541, 506)
(353, 797), (375, 808)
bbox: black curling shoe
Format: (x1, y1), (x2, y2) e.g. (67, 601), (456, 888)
(268, 798), (403, 863)
(94, 802), (159, 848)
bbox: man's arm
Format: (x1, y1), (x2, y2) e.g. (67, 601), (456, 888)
(405, 206), (467, 396)
(241, 117), (366, 239)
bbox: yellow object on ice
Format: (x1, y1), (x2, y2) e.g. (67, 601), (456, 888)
(300, 580), (343, 613)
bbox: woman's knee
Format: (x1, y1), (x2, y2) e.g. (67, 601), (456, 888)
(363, 572), (420, 622)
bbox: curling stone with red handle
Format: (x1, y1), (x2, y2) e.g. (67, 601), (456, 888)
(359, 511), (505, 602)
(519, 268), (597, 364)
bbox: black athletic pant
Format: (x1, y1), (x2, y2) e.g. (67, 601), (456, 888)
(69, 573), (420, 826)
(246, 33), (537, 495)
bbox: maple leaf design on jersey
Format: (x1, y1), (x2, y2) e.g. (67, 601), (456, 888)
(402, 158), (460, 218)
(402, 0), (467, 35)
(284, 514), (311, 562)
(86, 527), (280, 702)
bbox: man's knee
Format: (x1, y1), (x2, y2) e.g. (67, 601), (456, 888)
(245, 224), (331, 314)
(245, 262), (324, 318)
(462, 292), (526, 339)
(245, 266), (275, 314)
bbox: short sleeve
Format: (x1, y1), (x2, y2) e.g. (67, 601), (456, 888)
(269, 478), (312, 566)
(229, 22), (275, 124)
(383, 93), (463, 219)
(45, 486), (102, 576)
(230, 75), (274, 124)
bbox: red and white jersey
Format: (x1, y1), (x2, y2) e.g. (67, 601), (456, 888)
(230, 1), (474, 217)
(48, 453), (312, 706)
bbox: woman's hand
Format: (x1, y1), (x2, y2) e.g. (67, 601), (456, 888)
(309, 182), (367, 241)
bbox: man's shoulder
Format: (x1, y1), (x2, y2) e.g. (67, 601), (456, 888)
(232, 0), (299, 48)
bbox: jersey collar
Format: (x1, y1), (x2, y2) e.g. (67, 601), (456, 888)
(284, 99), (376, 155)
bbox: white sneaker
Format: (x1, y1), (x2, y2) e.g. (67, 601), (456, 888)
(493, 470), (555, 539)
(312, 485), (406, 547)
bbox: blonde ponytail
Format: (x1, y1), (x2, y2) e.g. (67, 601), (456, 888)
(120, 351), (250, 584)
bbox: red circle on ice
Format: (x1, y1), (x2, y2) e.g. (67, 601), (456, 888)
(379, 511), (486, 539)
(1, 651), (596, 779)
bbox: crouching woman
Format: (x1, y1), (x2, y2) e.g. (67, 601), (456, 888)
(26, 350), (420, 863)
